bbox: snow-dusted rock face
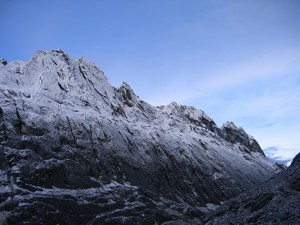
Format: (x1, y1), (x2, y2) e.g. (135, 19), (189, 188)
(0, 50), (278, 224)
(205, 153), (300, 224)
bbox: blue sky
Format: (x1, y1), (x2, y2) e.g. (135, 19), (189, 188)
(1, 0), (300, 164)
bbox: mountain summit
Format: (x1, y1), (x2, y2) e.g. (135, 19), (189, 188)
(0, 50), (279, 224)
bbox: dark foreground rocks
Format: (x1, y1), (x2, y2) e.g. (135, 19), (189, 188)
(205, 153), (300, 225)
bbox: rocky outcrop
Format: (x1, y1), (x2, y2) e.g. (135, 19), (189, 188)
(205, 153), (300, 225)
(221, 121), (266, 155)
(0, 58), (7, 66)
(0, 50), (280, 224)
(0, 145), (204, 225)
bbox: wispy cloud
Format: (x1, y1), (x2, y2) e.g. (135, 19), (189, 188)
(264, 146), (299, 166)
(147, 46), (300, 106)
(198, 48), (300, 92)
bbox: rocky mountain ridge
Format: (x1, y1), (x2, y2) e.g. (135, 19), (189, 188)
(0, 50), (280, 224)
(205, 153), (300, 224)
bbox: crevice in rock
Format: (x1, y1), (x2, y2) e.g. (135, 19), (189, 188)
(66, 116), (79, 149)
(57, 82), (67, 93)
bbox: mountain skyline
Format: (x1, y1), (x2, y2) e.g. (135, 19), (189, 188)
(1, 0), (299, 164)
(0, 49), (281, 224)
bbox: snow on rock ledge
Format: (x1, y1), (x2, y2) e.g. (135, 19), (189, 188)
(0, 50), (281, 224)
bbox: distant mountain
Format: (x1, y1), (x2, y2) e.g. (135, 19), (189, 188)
(0, 50), (281, 224)
(264, 146), (294, 166)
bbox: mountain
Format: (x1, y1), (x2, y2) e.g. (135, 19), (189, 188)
(0, 50), (279, 224)
(205, 153), (300, 224)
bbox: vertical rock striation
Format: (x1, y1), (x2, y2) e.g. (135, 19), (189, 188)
(0, 50), (280, 224)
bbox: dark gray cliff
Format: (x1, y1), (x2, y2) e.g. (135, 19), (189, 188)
(205, 153), (300, 225)
(0, 50), (278, 224)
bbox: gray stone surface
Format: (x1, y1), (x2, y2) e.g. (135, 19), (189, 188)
(205, 153), (300, 225)
(0, 50), (279, 224)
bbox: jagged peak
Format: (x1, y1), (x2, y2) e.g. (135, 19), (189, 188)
(25, 50), (109, 85)
(74, 56), (108, 83)
(220, 121), (265, 155)
(120, 82), (132, 89)
(290, 152), (300, 167)
(19, 49), (71, 76)
(158, 102), (183, 116)
(158, 103), (218, 132)
(167, 101), (181, 110)
(181, 106), (217, 132)
(36, 49), (68, 56)
(222, 121), (248, 135)
(0, 58), (7, 66)
(34, 49), (70, 62)
(222, 121), (238, 129)
(0, 50), (116, 106)
(77, 56), (100, 68)
(118, 82), (138, 107)
(221, 121), (248, 138)
(182, 105), (213, 121)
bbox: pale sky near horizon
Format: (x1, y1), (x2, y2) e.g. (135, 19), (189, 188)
(1, 0), (300, 164)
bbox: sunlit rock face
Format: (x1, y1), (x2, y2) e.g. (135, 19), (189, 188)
(0, 50), (278, 224)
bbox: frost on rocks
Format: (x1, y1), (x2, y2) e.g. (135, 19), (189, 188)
(205, 153), (300, 225)
(0, 50), (282, 224)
